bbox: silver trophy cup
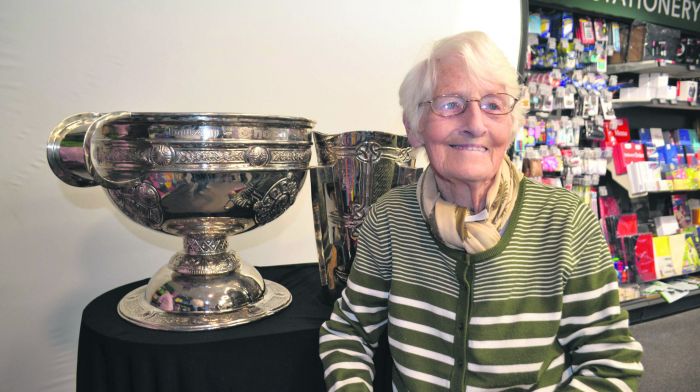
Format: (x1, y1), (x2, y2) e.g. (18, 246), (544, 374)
(47, 112), (314, 331)
(311, 131), (421, 300)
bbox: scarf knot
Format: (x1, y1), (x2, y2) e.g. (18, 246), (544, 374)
(418, 157), (522, 254)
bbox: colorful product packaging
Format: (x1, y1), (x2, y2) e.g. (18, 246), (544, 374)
(613, 142), (645, 175)
(634, 233), (657, 282)
(652, 235), (676, 279)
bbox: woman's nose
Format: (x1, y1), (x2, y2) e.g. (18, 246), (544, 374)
(459, 101), (487, 136)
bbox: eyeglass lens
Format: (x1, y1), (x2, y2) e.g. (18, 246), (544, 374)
(431, 94), (515, 116)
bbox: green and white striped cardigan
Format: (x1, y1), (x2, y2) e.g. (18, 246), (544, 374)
(319, 179), (643, 391)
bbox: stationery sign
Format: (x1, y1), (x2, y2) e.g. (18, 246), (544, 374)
(534, 0), (700, 33)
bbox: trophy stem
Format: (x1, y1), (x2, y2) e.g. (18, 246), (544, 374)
(168, 234), (241, 275)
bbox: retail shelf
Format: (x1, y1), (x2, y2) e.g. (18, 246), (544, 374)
(608, 60), (700, 78)
(623, 287), (700, 324)
(612, 99), (700, 110)
(606, 161), (700, 197)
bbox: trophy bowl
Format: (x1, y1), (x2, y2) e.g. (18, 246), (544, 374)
(47, 112), (314, 331)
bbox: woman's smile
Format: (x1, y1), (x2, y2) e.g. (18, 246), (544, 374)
(448, 143), (488, 152)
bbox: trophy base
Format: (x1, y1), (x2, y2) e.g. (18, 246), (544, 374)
(117, 280), (292, 331)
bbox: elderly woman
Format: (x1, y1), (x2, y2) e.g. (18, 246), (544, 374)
(319, 31), (643, 391)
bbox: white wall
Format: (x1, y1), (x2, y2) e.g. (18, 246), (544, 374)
(0, 1), (522, 390)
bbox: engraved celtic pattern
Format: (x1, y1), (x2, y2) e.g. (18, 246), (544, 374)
(319, 143), (411, 165)
(185, 236), (228, 254)
(107, 182), (163, 228)
(396, 147), (413, 163)
(355, 142), (382, 163)
(169, 252), (238, 275)
(253, 173), (299, 225)
(174, 149), (246, 164)
(271, 149), (311, 163)
(346, 204), (367, 240)
(149, 125), (308, 142)
(94, 142), (309, 167)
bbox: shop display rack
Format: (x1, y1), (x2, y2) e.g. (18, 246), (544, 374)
(622, 274), (700, 324)
(608, 60), (699, 79)
(526, 4), (700, 312)
(612, 100), (700, 111)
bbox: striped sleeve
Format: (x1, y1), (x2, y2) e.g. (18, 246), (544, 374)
(557, 201), (644, 391)
(319, 206), (392, 391)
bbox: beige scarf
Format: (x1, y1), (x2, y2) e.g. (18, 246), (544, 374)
(417, 157), (522, 254)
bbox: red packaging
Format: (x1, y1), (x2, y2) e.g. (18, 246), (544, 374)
(604, 118), (631, 145)
(599, 195), (621, 219)
(578, 17), (595, 45)
(617, 214), (638, 237)
(634, 233), (657, 282)
(613, 142), (646, 175)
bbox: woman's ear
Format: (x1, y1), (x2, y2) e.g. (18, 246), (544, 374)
(404, 114), (423, 148)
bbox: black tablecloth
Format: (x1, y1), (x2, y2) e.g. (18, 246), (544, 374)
(77, 263), (391, 392)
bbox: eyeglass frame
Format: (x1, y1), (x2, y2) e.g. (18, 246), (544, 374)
(419, 93), (519, 117)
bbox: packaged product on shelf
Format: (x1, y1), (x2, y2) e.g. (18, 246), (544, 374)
(627, 21), (681, 62)
(652, 235), (676, 278)
(676, 81), (698, 103)
(600, 90), (615, 119)
(669, 233), (687, 276)
(598, 186), (621, 219)
(577, 17), (595, 45)
(593, 19), (608, 43)
(634, 233), (657, 282)
(539, 14), (551, 39)
(682, 233), (700, 274)
(612, 142), (645, 175)
(627, 161), (659, 193)
(608, 22), (630, 65)
(654, 216), (680, 236)
(677, 37), (699, 65)
(621, 234), (640, 283)
(639, 127), (665, 147)
(671, 194), (692, 229)
(528, 13), (541, 35)
(657, 144), (680, 168)
(617, 214), (639, 237)
(682, 146), (698, 167)
(604, 215), (620, 256)
(603, 118), (630, 148)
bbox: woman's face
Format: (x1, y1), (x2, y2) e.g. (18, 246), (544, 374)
(412, 55), (513, 187)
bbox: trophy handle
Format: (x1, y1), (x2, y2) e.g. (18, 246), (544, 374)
(47, 112), (103, 187)
(83, 111), (140, 188)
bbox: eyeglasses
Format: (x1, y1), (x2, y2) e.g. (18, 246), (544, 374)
(421, 93), (519, 116)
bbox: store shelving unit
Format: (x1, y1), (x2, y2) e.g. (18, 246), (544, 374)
(612, 100), (700, 111)
(608, 63), (700, 129)
(605, 62), (700, 306)
(623, 284), (700, 324)
(608, 60), (699, 79)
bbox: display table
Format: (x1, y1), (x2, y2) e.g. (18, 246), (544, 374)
(77, 263), (391, 392)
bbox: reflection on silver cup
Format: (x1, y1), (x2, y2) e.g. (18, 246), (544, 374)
(311, 131), (422, 300)
(47, 112), (314, 331)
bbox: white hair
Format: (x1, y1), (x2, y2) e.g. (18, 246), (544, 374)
(398, 31), (525, 140)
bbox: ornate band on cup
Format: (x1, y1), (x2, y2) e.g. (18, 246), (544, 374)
(92, 142), (312, 171)
(319, 142), (412, 165)
(146, 124), (311, 142)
